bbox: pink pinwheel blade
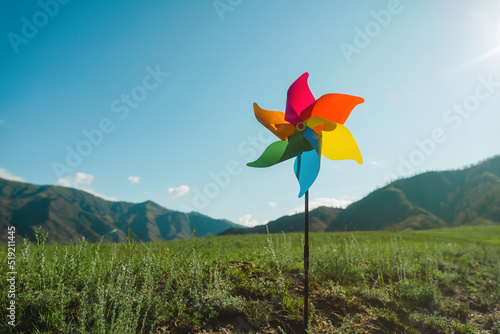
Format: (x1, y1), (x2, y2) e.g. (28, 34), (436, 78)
(285, 73), (316, 125)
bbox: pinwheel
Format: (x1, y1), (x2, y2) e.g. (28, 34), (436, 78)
(247, 72), (365, 329)
(247, 72), (364, 196)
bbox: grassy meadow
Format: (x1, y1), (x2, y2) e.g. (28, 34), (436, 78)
(1, 226), (500, 333)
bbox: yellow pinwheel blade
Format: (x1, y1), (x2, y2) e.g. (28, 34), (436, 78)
(321, 124), (363, 164)
(305, 116), (337, 132)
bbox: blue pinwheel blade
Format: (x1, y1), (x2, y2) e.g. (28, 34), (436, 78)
(303, 127), (321, 152)
(294, 149), (321, 198)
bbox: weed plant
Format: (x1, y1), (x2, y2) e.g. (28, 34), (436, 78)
(1, 226), (499, 333)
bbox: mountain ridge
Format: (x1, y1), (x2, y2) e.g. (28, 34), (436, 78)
(2, 154), (500, 242)
(221, 154), (500, 236)
(0, 178), (241, 243)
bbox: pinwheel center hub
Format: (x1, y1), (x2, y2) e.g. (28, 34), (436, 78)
(296, 122), (306, 132)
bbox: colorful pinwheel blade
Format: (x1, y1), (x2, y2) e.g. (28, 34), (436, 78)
(253, 103), (295, 141)
(305, 116), (337, 132)
(247, 132), (314, 168)
(322, 124), (363, 164)
(285, 73), (315, 125)
(301, 93), (365, 125)
(294, 149), (321, 197)
(247, 140), (288, 168)
(303, 126), (321, 154)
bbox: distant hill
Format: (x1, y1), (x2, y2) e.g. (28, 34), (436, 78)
(3, 155), (500, 242)
(0, 178), (240, 243)
(328, 154), (500, 231)
(220, 154), (500, 236)
(219, 206), (342, 236)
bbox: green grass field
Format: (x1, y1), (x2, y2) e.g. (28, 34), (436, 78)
(2, 225), (500, 333)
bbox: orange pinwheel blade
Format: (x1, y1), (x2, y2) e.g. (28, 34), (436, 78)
(301, 93), (364, 125)
(253, 103), (295, 141)
(321, 123), (363, 164)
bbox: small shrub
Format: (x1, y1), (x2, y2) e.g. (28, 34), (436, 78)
(338, 314), (363, 334)
(452, 322), (476, 334)
(324, 280), (349, 304)
(443, 302), (469, 322)
(409, 313), (452, 333)
(352, 285), (389, 307)
(396, 280), (443, 312)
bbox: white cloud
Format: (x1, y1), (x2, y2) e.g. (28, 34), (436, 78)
(80, 188), (117, 201)
(0, 168), (25, 182)
(388, 93), (400, 103)
(128, 176), (140, 184)
(268, 201), (277, 207)
(57, 178), (72, 187)
(369, 161), (386, 168)
(57, 172), (93, 188)
(57, 172), (116, 201)
(292, 197), (353, 214)
(168, 185), (190, 198)
(238, 214), (262, 227)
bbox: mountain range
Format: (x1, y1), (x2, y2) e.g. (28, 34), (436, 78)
(1, 154), (500, 243)
(221, 154), (500, 235)
(0, 178), (240, 243)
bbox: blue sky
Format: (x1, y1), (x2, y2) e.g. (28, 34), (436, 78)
(1, 0), (500, 227)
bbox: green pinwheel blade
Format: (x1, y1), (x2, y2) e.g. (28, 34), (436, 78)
(247, 132), (314, 168)
(247, 140), (288, 168)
